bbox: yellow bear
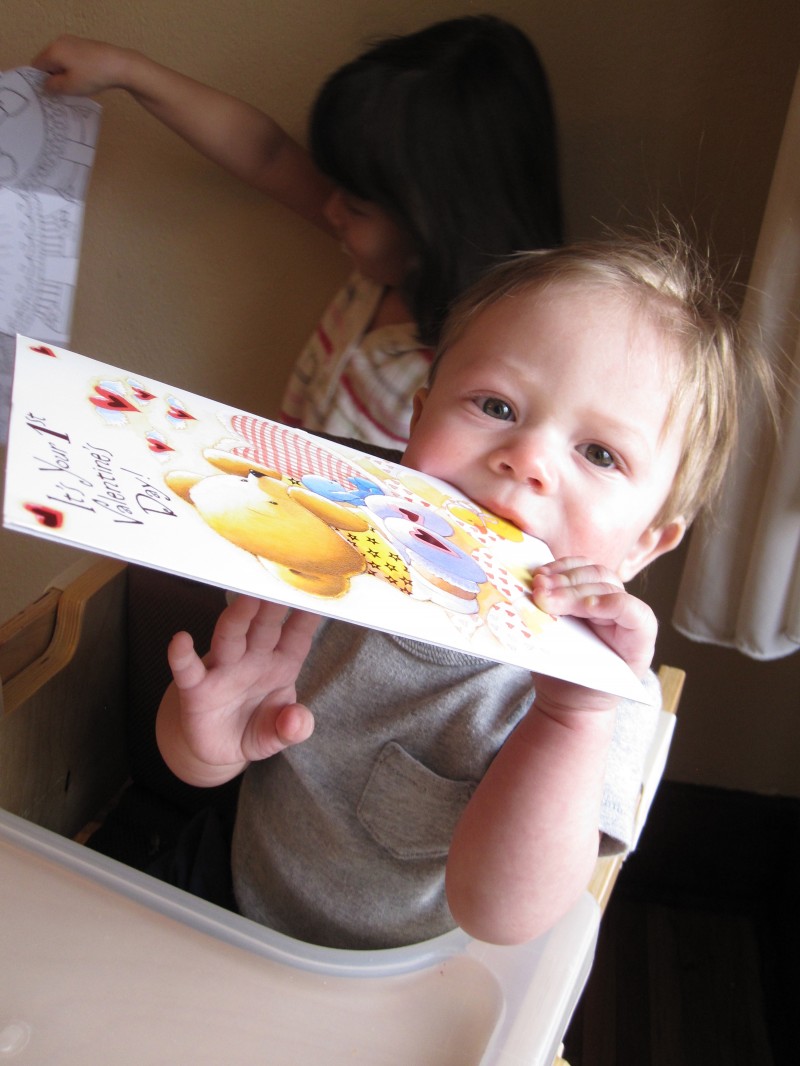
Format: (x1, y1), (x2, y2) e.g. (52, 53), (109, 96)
(166, 450), (370, 598)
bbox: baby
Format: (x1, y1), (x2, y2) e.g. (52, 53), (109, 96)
(156, 236), (765, 949)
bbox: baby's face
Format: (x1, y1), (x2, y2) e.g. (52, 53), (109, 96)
(403, 282), (687, 580)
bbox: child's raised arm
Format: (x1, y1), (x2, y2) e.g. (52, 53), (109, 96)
(31, 35), (335, 228)
(156, 595), (321, 789)
(445, 558), (658, 945)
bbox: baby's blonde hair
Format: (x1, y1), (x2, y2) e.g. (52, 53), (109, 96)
(434, 234), (775, 526)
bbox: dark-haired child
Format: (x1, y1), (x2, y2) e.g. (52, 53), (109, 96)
(33, 16), (562, 447)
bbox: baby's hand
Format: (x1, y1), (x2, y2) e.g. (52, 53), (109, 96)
(166, 595), (321, 775)
(31, 35), (129, 96)
(530, 556), (657, 715)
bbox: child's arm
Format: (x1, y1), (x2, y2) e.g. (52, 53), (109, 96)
(445, 557), (657, 945)
(156, 595), (321, 788)
(31, 35), (335, 229)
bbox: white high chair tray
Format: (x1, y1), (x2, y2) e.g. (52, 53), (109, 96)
(0, 809), (600, 1065)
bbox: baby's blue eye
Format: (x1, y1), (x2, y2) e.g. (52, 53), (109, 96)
(480, 396), (514, 421)
(582, 443), (616, 468)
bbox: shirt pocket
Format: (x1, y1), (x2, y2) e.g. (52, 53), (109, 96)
(357, 741), (477, 860)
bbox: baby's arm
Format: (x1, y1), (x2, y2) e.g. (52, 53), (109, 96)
(446, 558), (657, 945)
(31, 35), (334, 228)
(156, 595), (321, 788)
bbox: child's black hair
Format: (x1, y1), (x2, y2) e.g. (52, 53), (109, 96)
(309, 14), (563, 346)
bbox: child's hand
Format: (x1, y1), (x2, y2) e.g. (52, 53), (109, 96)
(32, 35), (129, 96)
(530, 556), (657, 716)
(160, 595), (321, 785)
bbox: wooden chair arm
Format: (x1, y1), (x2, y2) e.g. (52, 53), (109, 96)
(0, 558), (130, 835)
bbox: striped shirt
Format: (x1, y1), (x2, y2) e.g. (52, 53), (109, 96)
(280, 273), (434, 449)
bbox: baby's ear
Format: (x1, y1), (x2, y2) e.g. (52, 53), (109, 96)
(409, 387), (429, 433)
(619, 516), (686, 582)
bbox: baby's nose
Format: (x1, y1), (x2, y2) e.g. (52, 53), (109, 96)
(493, 435), (558, 492)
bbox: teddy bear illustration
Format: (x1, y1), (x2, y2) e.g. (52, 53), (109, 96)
(297, 474), (487, 614)
(165, 450), (370, 597)
(358, 493), (487, 614)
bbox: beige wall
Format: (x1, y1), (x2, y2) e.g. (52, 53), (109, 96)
(2, 1), (799, 794)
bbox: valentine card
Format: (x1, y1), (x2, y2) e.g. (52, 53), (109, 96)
(3, 336), (649, 702)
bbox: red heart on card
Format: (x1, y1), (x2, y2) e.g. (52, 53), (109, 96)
(146, 434), (174, 453)
(24, 503), (64, 529)
(131, 384), (157, 403)
(89, 385), (139, 413)
(30, 345), (56, 357)
(166, 403), (196, 422)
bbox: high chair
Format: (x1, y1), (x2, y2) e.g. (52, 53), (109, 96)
(0, 556), (682, 1066)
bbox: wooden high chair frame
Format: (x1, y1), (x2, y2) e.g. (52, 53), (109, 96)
(0, 556), (683, 1066)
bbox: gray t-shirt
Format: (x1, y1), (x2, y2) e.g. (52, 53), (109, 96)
(231, 620), (659, 949)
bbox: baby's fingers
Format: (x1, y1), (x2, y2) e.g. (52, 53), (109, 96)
(533, 572), (652, 631)
(208, 596), (277, 665)
(167, 630), (206, 690)
(245, 702), (315, 761)
(532, 567), (622, 617)
(274, 703), (315, 747)
(532, 562), (656, 674)
(276, 608), (323, 660)
(534, 557), (623, 590)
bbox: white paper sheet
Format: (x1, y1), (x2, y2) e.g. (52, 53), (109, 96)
(0, 67), (101, 439)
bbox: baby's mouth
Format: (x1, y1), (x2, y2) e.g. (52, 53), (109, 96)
(481, 496), (530, 529)
(498, 510), (548, 547)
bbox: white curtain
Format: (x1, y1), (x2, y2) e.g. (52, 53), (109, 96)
(673, 65), (800, 660)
